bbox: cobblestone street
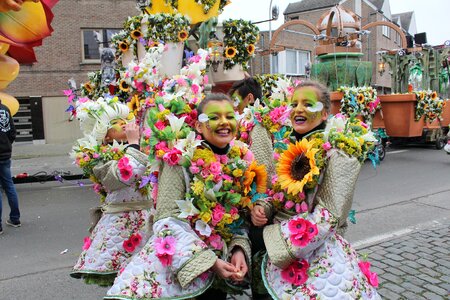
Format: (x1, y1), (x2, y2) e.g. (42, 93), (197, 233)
(361, 220), (450, 300)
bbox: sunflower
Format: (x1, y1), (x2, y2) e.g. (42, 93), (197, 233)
(127, 94), (140, 113)
(178, 30), (188, 42)
(130, 30), (142, 40)
(119, 80), (130, 92)
(242, 161), (267, 195)
(247, 44), (255, 55)
(225, 46), (237, 59)
(431, 91), (438, 100)
(277, 139), (320, 196)
(118, 41), (129, 52)
(357, 93), (365, 104)
(83, 82), (93, 93)
(419, 92), (425, 100)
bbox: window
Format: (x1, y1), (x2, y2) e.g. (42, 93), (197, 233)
(382, 17), (390, 38)
(82, 29), (121, 62)
(277, 49), (310, 76)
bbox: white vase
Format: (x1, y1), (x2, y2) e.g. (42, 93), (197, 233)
(159, 42), (184, 77)
(137, 24), (148, 62)
(121, 49), (134, 68)
(210, 63), (245, 84)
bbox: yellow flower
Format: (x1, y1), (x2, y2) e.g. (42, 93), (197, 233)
(127, 94), (140, 112)
(431, 91), (438, 100)
(119, 80), (130, 92)
(118, 41), (129, 52)
(243, 161), (267, 195)
(200, 211), (211, 223)
(232, 169), (244, 177)
(178, 30), (188, 42)
(84, 82), (93, 93)
(222, 213), (233, 224)
(156, 109), (170, 121)
(277, 139), (320, 196)
(228, 146), (241, 158)
(192, 148), (217, 164)
(191, 180), (205, 196)
(247, 44), (255, 55)
(357, 93), (365, 104)
(131, 30), (143, 40)
(225, 46), (237, 59)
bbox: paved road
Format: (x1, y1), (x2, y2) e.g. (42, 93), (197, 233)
(1, 144), (449, 299)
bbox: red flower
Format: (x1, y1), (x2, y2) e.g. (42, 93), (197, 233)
(163, 148), (182, 166)
(119, 166), (133, 181)
(123, 239), (136, 253)
(290, 232), (310, 247)
(156, 254), (173, 267)
(130, 233), (142, 247)
(306, 222), (318, 239)
(288, 218), (307, 235)
(281, 260), (310, 286)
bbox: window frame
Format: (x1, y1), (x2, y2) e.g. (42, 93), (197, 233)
(81, 28), (121, 63)
(276, 48), (310, 76)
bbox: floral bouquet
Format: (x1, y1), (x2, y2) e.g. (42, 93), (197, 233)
(414, 90), (444, 122)
(221, 19), (259, 71)
(176, 142), (267, 250)
(254, 74), (294, 102)
(80, 71), (129, 103)
(337, 86), (380, 121)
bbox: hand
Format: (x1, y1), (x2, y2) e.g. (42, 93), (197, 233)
(251, 205), (268, 226)
(230, 248), (248, 282)
(124, 122), (140, 145)
(212, 259), (236, 279)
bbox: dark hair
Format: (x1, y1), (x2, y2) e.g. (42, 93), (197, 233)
(196, 93), (233, 114)
(228, 77), (262, 101)
(293, 80), (331, 113)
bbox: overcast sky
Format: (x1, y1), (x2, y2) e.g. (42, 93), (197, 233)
(219, 0), (450, 45)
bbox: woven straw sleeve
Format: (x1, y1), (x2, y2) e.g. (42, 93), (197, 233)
(250, 123), (276, 187)
(314, 150), (362, 236)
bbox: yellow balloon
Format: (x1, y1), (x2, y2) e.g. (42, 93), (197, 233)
(0, 92), (20, 116)
(0, 54), (20, 89)
(145, 0), (221, 24)
(0, 43), (10, 55)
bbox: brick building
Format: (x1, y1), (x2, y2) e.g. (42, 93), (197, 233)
(4, 0), (137, 143)
(250, 0), (417, 94)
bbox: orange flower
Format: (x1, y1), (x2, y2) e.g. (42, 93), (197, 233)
(247, 44), (255, 55)
(131, 30), (142, 40)
(357, 93), (365, 104)
(277, 139), (320, 196)
(84, 82), (93, 93)
(242, 161), (267, 195)
(178, 30), (188, 42)
(119, 41), (129, 52)
(431, 91), (438, 100)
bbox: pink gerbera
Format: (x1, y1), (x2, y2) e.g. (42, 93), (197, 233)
(155, 236), (176, 256)
(288, 218), (307, 235)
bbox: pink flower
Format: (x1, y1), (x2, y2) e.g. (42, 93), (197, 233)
(130, 233), (142, 247)
(191, 84), (199, 94)
(93, 183), (102, 193)
(83, 156), (90, 162)
(240, 132), (249, 141)
(200, 168), (210, 178)
(288, 218), (307, 235)
(230, 207), (239, 217)
(189, 164), (200, 174)
(154, 120), (166, 130)
(157, 254), (173, 267)
(285, 200), (295, 209)
(118, 157), (130, 169)
(163, 148), (182, 166)
(281, 260), (309, 286)
(196, 158), (205, 166)
(143, 128), (152, 139)
(203, 75), (209, 85)
(211, 204), (225, 226)
(176, 78), (187, 86)
(92, 153), (100, 159)
(290, 232), (310, 247)
(155, 236), (176, 256)
(305, 222), (318, 239)
(208, 234), (224, 250)
(133, 66), (140, 72)
(273, 152), (280, 160)
(243, 150), (255, 163)
(358, 261), (379, 287)
(155, 141), (168, 151)
(120, 166), (133, 181)
(360, 121), (369, 129)
(209, 161), (222, 176)
(322, 142), (332, 151)
(218, 155), (228, 164)
(369, 271), (379, 287)
(82, 237), (91, 250)
(123, 239), (136, 253)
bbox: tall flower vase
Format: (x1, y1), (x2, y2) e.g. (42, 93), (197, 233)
(159, 42), (184, 77)
(378, 94), (423, 137)
(210, 63), (245, 84)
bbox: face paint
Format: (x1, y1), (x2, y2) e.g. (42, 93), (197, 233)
(290, 87), (328, 135)
(197, 100), (237, 148)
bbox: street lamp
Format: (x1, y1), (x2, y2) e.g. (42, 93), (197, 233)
(269, 1), (279, 74)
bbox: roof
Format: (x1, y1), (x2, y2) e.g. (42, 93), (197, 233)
(391, 11), (413, 30)
(284, 0), (340, 15)
(366, 0), (384, 11)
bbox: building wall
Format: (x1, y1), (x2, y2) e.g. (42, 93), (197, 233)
(3, 0), (137, 143)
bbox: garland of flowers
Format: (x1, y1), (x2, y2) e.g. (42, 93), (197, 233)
(80, 70), (129, 103)
(414, 90), (444, 122)
(222, 19), (259, 71)
(254, 74), (293, 101)
(176, 143), (267, 250)
(337, 86), (380, 121)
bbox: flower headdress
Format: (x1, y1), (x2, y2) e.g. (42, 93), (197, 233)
(76, 96), (134, 142)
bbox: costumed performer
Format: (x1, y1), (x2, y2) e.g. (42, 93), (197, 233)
(105, 93), (267, 299)
(70, 96), (153, 286)
(252, 81), (381, 299)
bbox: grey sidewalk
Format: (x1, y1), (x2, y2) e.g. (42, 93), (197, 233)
(359, 218), (450, 300)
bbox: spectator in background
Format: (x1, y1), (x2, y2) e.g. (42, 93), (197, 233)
(0, 99), (21, 235)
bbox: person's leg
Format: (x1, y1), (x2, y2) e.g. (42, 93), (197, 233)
(0, 160), (20, 223)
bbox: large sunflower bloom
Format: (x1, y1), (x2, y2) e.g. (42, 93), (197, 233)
(225, 46), (237, 59)
(247, 44), (255, 55)
(357, 93), (365, 104)
(431, 91), (438, 100)
(178, 30), (188, 42)
(242, 161), (267, 195)
(119, 41), (129, 52)
(131, 30), (142, 40)
(119, 80), (130, 92)
(84, 82), (93, 93)
(127, 94), (140, 113)
(277, 139), (320, 196)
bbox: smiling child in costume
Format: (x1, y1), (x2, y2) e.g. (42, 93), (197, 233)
(105, 93), (267, 299)
(70, 97), (153, 286)
(251, 81), (381, 299)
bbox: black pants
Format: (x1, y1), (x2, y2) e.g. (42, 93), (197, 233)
(196, 288), (227, 300)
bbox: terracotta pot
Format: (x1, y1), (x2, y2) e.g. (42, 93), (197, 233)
(441, 101), (450, 126)
(372, 109), (385, 129)
(330, 91), (343, 115)
(378, 94), (423, 137)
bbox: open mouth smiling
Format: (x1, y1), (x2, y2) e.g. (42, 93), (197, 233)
(294, 115), (307, 125)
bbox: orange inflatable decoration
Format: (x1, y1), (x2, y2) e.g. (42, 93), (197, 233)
(0, 0), (58, 116)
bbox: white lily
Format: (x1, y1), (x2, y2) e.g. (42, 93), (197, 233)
(175, 198), (200, 219)
(166, 114), (186, 135)
(195, 220), (212, 237)
(175, 131), (202, 159)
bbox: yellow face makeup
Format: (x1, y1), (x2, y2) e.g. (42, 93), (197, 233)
(290, 87), (328, 135)
(196, 100), (237, 149)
